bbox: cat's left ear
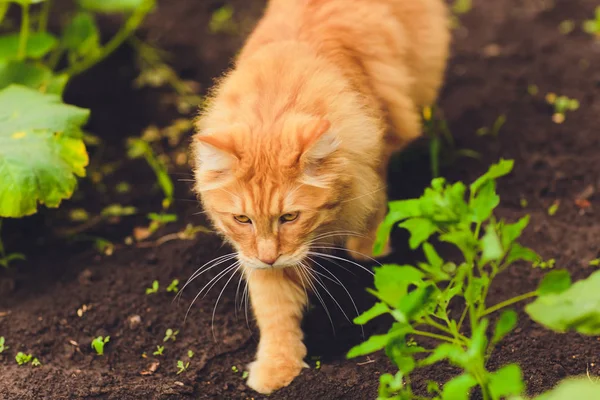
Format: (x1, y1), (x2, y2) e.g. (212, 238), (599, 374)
(193, 129), (240, 191)
(299, 119), (339, 162)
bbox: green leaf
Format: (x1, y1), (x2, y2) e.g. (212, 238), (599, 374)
(535, 378), (600, 400)
(0, 85), (89, 217)
(347, 325), (410, 358)
(480, 225), (503, 264)
(526, 270), (600, 335)
(537, 270), (571, 295)
(440, 230), (478, 262)
(489, 364), (525, 399)
(399, 218), (438, 249)
(505, 244), (540, 265)
(423, 242), (443, 269)
(465, 275), (489, 308)
(374, 199), (422, 255)
(500, 216), (530, 249)
(353, 302), (390, 325)
(469, 180), (499, 223)
(77, 0), (154, 13)
(0, 32), (58, 61)
(0, 61), (51, 91)
(63, 12), (100, 58)
(470, 159), (514, 195)
(441, 373), (478, 400)
(421, 343), (465, 367)
(372, 265), (425, 308)
(492, 310), (518, 345)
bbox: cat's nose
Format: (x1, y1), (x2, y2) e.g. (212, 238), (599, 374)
(258, 255), (279, 266)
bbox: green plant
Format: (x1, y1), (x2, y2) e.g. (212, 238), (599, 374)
(232, 365), (239, 373)
(127, 138), (174, 209)
(545, 93), (579, 124)
(0, 0), (156, 264)
(0, 336), (8, 353)
(187, 350), (194, 359)
(91, 335), (109, 355)
(15, 351), (40, 366)
(422, 106), (480, 178)
(148, 212), (178, 234)
(176, 359), (189, 374)
(209, 5), (237, 34)
(476, 115), (506, 138)
(146, 280), (159, 295)
(163, 328), (178, 342)
(583, 6), (600, 38)
(167, 278), (180, 293)
(347, 160), (600, 399)
(153, 345), (164, 356)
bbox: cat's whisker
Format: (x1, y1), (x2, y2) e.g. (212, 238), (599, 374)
(177, 253), (237, 301)
(244, 268), (252, 332)
(294, 264), (310, 303)
(340, 185), (387, 204)
(310, 230), (368, 242)
(184, 262), (239, 322)
(202, 262), (241, 299)
(307, 251), (375, 276)
(234, 266), (246, 319)
(211, 265), (241, 341)
(302, 262), (351, 323)
(311, 246), (382, 266)
(297, 263), (336, 334)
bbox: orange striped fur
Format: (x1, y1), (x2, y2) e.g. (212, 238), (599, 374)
(192, 0), (450, 393)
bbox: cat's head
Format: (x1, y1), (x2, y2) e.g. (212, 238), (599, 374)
(192, 114), (349, 269)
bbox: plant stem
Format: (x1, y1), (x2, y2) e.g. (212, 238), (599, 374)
(424, 317), (454, 335)
(457, 306), (468, 332)
(38, 0), (51, 32)
(18, 3), (31, 60)
(480, 291), (537, 317)
(60, 0), (154, 77)
(411, 329), (459, 344)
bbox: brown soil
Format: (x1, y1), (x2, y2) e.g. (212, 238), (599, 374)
(1, 0), (600, 399)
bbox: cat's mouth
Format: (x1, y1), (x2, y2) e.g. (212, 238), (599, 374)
(238, 250), (308, 270)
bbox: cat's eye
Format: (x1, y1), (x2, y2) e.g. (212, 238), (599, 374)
(234, 215), (251, 224)
(280, 212), (300, 223)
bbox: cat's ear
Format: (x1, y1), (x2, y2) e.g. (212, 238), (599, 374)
(193, 130), (239, 191)
(298, 119), (341, 188)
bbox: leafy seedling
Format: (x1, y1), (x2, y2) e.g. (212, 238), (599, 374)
(232, 365), (239, 373)
(146, 280), (159, 295)
(127, 138), (173, 209)
(0, 336), (8, 353)
(476, 115), (506, 138)
(548, 201), (560, 216)
(176, 360), (190, 375)
(349, 159), (600, 399)
(187, 350), (194, 359)
(91, 336), (110, 355)
(242, 371), (249, 379)
(153, 345), (164, 356)
(163, 328), (178, 342)
(545, 93), (579, 124)
(15, 352), (40, 366)
(167, 279), (180, 293)
(583, 6), (600, 38)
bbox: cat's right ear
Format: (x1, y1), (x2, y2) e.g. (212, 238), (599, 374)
(193, 131), (239, 191)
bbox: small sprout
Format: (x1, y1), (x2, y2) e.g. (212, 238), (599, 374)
(101, 204), (137, 218)
(167, 279), (180, 293)
(534, 258), (556, 269)
(527, 84), (539, 96)
(31, 358), (41, 367)
(583, 6), (600, 38)
(477, 115), (506, 138)
(16, 352), (33, 365)
(558, 20), (575, 35)
(91, 336), (110, 356)
(209, 5), (237, 34)
(153, 346), (165, 356)
(315, 360), (321, 370)
(93, 238), (114, 256)
(148, 212), (178, 234)
(242, 370), (249, 379)
(115, 182), (131, 194)
(546, 93), (579, 123)
(163, 329), (179, 342)
(146, 280), (159, 295)
(69, 209), (90, 222)
(590, 259), (600, 267)
(232, 365), (239, 373)
(520, 197), (529, 208)
(0, 337), (8, 353)
(176, 360), (190, 374)
(187, 350), (194, 359)
(548, 201), (560, 216)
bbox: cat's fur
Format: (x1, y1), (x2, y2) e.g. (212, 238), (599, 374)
(192, 0), (450, 393)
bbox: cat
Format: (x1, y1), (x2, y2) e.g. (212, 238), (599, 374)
(192, 0), (450, 394)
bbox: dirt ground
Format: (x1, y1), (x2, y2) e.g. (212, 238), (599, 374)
(1, 0), (599, 399)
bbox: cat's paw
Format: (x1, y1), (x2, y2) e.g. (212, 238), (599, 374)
(246, 357), (307, 394)
(346, 237), (392, 261)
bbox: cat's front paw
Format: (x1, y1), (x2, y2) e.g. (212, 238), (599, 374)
(246, 357), (307, 394)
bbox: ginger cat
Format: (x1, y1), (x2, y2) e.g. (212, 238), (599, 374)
(192, 0), (450, 394)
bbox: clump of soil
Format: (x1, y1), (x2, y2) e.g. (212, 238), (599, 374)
(1, 0), (600, 399)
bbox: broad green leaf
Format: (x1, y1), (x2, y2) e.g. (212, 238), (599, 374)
(441, 373), (477, 400)
(423, 242), (443, 269)
(465, 275), (489, 308)
(353, 302), (389, 325)
(78, 0), (154, 12)
(347, 324), (410, 358)
(372, 265), (425, 308)
(440, 230), (478, 262)
(500, 216), (530, 249)
(399, 218), (438, 249)
(480, 225), (503, 264)
(421, 343), (465, 367)
(505, 244), (540, 265)
(537, 270), (571, 295)
(535, 377), (600, 399)
(492, 310), (518, 345)
(526, 270), (600, 335)
(469, 180), (499, 223)
(489, 364), (525, 399)
(0, 32), (58, 60)
(0, 61), (51, 91)
(375, 199), (423, 254)
(390, 284), (436, 323)
(0, 85), (89, 217)
(470, 159), (514, 195)
(63, 12), (100, 58)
